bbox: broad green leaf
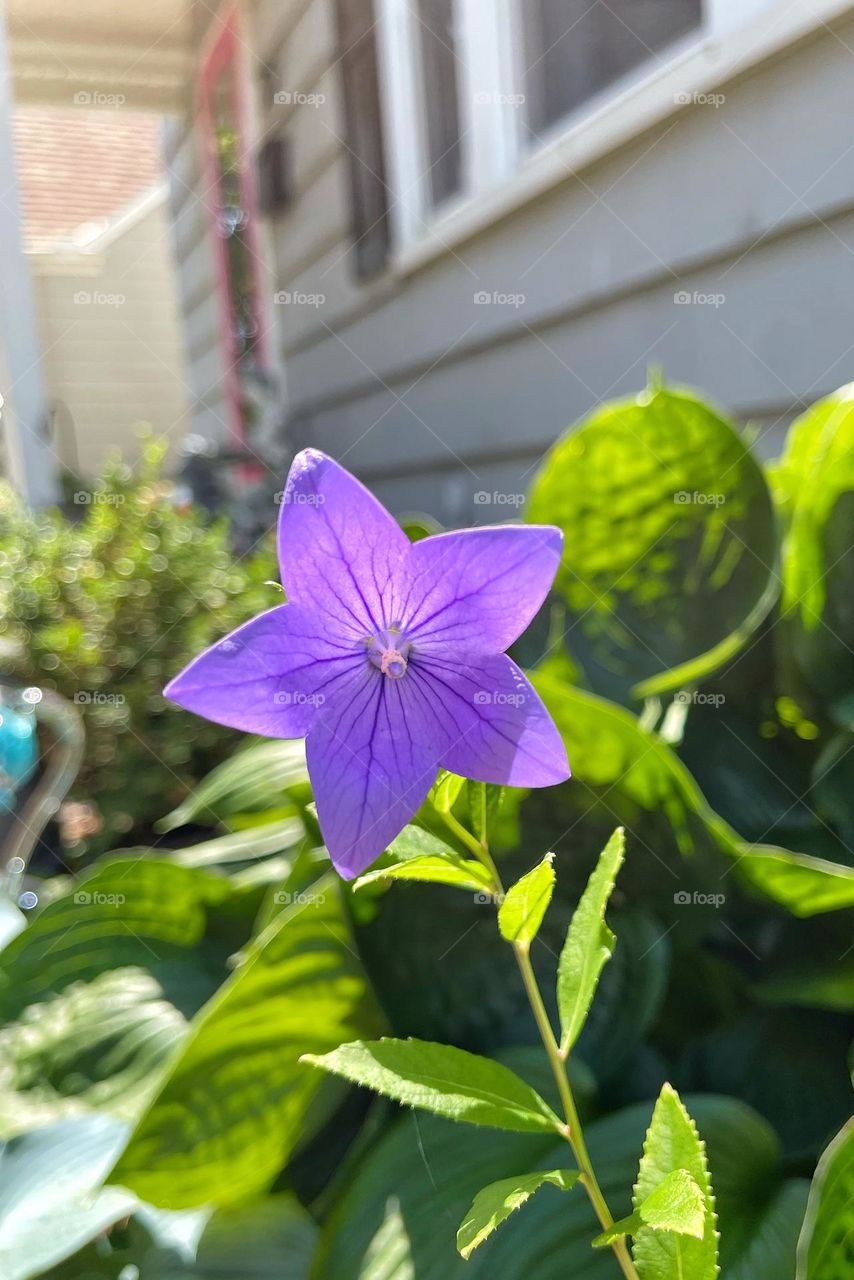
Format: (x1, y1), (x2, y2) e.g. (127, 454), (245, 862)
(164, 818), (305, 867)
(527, 382), (777, 703)
(557, 827), (625, 1052)
(593, 1168), (704, 1246)
(136, 1194), (319, 1278)
(0, 1115), (136, 1280)
(431, 770), (465, 814)
(796, 1118), (854, 1279)
(632, 1083), (718, 1279)
(468, 780), (503, 843)
(775, 387), (854, 717)
(498, 854), (555, 946)
(0, 897), (24, 951)
(0, 860), (232, 1136)
(457, 1169), (580, 1259)
(533, 670), (854, 916)
(355, 854), (494, 895)
(302, 1038), (562, 1134)
(111, 877), (381, 1207)
(157, 739), (309, 831)
(317, 1081), (802, 1279)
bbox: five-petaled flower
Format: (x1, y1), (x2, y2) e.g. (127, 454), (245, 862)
(165, 451), (569, 878)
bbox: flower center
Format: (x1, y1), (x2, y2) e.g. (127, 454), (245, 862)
(367, 628), (411, 679)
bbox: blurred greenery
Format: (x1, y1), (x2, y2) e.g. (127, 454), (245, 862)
(1, 381), (853, 1278)
(0, 438), (277, 852)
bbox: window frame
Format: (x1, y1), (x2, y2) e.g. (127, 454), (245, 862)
(374, 0), (834, 271)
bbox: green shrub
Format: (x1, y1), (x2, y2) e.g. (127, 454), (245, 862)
(0, 438), (277, 848)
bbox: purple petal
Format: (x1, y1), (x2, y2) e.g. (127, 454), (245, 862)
(278, 450), (410, 640)
(401, 525), (562, 655)
(306, 665), (439, 878)
(164, 604), (362, 738)
(408, 652), (570, 787)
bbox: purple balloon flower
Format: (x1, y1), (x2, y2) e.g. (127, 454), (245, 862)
(165, 451), (569, 878)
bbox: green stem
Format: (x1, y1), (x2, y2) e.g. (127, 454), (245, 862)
(512, 942), (639, 1280)
(438, 807), (639, 1279)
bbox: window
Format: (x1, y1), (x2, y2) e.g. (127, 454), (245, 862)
(371, 0), (788, 261)
(415, 0), (463, 207)
(335, 0), (391, 277)
(523, 0), (704, 136)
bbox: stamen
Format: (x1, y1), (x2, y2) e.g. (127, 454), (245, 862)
(368, 628), (411, 679)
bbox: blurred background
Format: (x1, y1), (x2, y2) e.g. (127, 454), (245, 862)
(2, 0), (853, 521)
(0, 4), (853, 1279)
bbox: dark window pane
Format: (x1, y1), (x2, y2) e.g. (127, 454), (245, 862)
(335, 0), (391, 277)
(417, 0), (462, 207)
(525, 0), (703, 135)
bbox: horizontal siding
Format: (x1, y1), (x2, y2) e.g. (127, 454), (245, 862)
(253, 5), (854, 520)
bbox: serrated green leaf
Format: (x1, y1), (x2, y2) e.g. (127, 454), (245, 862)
(457, 1168), (579, 1259)
(557, 828), (625, 1052)
(632, 1083), (719, 1279)
(110, 876), (381, 1207)
(593, 1168), (704, 1246)
(431, 770), (465, 814)
(467, 780), (503, 843)
(498, 854), (555, 946)
(797, 1118), (854, 1279)
(355, 855), (494, 895)
(302, 1038), (562, 1134)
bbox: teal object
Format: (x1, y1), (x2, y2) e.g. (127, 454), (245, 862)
(0, 696), (38, 813)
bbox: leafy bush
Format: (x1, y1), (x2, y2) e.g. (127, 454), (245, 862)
(0, 438), (276, 850)
(1, 382), (852, 1279)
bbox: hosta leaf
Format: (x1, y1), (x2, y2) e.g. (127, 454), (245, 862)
(532, 670), (854, 917)
(457, 1169), (580, 1259)
(527, 383), (777, 703)
(498, 854), (555, 946)
(302, 1038), (562, 1133)
(557, 827), (625, 1052)
(594, 1168), (704, 1245)
(632, 1083), (718, 1279)
(110, 877), (381, 1207)
(0, 1115), (136, 1280)
(0, 860), (232, 1135)
(796, 1118), (854, 1279)
(157, 739), (308, 831)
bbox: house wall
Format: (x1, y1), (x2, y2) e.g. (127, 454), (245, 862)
(31, 191), (190, 479)
(170, 0), (854, 523)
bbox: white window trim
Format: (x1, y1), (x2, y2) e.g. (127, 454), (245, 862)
(375, 0), (854, 276)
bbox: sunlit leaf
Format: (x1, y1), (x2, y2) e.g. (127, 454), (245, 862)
(557, 828), (624, 1052)
(527, 383), (777, 702)
(796, 1118), (854, 1279)
(498, 854), (555, 946)
(457, 1169), (579, 1259)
